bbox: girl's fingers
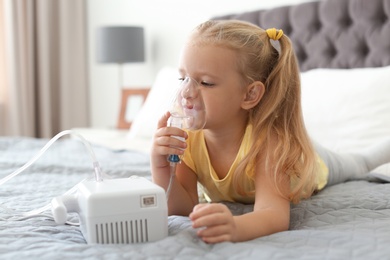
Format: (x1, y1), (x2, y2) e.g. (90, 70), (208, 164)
(156, 111), (171, 128)
(153, 112), (188, 158)
(191, 203), (227, 218)
(196, 225), (230, 241)
(155, 123), (188, 141)
(154, 130), (187, 152)
(191, 211), (230, 229)
(190, 203), (236, 243)
(190, 204), (229, 226)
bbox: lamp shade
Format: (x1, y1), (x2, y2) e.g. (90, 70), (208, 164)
(96, 26), (145, 64)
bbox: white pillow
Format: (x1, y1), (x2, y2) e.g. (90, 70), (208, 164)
(127, 67), (180, 141)
(301, 66), (390, 153)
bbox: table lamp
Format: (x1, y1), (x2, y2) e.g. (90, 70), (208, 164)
(96, 26), (145, 128)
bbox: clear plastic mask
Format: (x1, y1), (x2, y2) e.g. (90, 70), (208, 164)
(169, 77), (206, 130)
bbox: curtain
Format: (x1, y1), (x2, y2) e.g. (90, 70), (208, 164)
(0, 0), (8, 130)
(0, 0), (89, 138)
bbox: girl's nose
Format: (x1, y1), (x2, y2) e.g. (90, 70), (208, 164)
(181, 77), (198, 99)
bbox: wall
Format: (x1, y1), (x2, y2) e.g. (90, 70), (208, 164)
(87, 0), (312, 128)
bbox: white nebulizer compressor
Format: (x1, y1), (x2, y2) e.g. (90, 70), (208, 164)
(0, 130), (168, 245)
(51, 176), (168, 244)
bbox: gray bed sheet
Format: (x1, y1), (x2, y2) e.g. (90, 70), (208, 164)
(1, 137), (390, 259)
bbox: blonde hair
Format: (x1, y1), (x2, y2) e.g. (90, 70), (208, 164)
(192, 20), (319, 203)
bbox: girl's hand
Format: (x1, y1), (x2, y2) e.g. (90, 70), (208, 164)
(151, 112), (198, 216)
(151, 111), (188, 168)
(189, 203), (238, 243)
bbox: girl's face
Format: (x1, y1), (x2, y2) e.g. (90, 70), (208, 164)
(178, 43), (248, 130)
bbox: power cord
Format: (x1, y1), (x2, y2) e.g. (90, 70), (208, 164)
(0, 130), (103, 224)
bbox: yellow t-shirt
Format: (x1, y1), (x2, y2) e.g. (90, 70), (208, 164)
(181, 124), (328, 203)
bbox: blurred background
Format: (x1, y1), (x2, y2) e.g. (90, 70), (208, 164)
(0, 0), (311, 138)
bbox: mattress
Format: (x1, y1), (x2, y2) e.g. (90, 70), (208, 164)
(1, 137), (390, 259)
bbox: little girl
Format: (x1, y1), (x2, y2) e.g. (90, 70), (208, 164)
(151, 20), (390, 243)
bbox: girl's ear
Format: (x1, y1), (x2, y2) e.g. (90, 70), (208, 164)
(241, 81), (265, 110)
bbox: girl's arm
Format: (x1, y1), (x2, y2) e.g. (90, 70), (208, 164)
(190, 150), (291, 243)
(233, 164), (291, 241)
(151, 112), (199, 216)
(166, 162), (199, 215)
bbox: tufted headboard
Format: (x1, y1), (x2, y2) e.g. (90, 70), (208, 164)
(214, 0), (390, 72)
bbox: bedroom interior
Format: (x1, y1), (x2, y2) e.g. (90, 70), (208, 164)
(1, 0), (390, 258)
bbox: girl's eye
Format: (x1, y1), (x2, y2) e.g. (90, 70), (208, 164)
(201, 81), (214, 87)
(178, 77), (214, 87)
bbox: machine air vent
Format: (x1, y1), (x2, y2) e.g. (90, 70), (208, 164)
(95, 219), (149, 244)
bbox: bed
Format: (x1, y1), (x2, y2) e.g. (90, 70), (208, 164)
(1, 0), (390, 259)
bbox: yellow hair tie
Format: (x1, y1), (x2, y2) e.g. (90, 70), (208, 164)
(266, 28), (284, 41)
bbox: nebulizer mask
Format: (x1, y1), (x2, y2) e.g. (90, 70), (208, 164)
(165, 77), (206, 197)
(168, 76), (206, 131)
